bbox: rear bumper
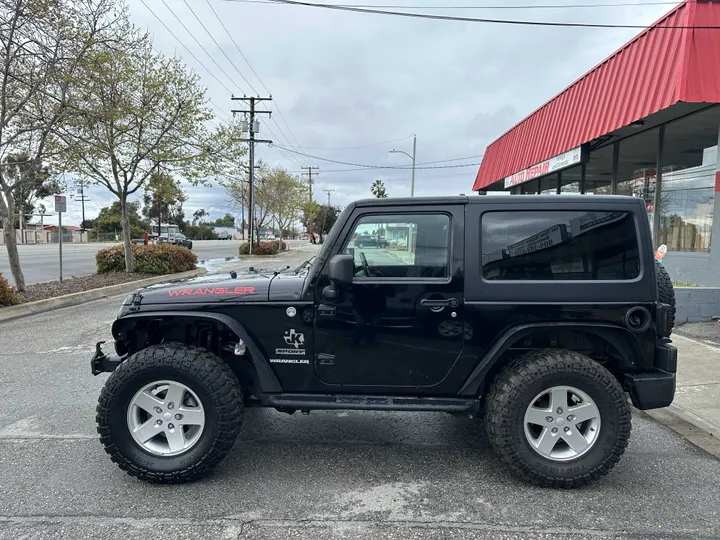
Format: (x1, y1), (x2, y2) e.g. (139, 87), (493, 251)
(625, 341), (677, 410)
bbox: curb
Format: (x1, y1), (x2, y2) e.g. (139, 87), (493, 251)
(0, 268), (207, 323)
(638, 405), (720, 459)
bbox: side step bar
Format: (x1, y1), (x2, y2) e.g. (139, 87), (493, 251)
(267, 394), (480, 413)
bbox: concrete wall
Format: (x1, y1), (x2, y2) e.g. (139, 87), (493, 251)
(675, 287), (720, 324)
(0, 230), (87, 244)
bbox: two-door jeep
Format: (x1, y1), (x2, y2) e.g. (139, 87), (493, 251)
(92, 195), (677, 487)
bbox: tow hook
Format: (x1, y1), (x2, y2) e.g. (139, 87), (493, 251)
(90, 341), (124, 376)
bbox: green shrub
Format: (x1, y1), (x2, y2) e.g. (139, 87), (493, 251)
(238, 240), (288, 256)
(0, 272), (19, 307)
(96, 244), (197, 274)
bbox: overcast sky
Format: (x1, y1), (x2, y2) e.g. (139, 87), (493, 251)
(41, 0), (678, 226)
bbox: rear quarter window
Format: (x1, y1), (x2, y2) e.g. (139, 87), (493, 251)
(481, 211), (640, 281)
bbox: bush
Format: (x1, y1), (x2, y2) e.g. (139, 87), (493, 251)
(238, 240), (288, 256)
(0, 272), (19, 307)
(96, 244), (197, 274)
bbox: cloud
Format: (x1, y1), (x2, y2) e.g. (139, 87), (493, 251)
(36, 0), (677, 225)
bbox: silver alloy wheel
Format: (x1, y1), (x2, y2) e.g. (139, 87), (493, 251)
(127, 380), (206, 457)
(523, 385), (601, 462)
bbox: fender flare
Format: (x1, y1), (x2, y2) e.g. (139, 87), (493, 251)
(457, 322), (643, 397)
(112, 311), (283, 393)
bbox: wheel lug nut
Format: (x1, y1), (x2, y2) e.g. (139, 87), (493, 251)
(155, 419), (163, 426)
(168, 423), (174, 430)
(556, 407), (563, 414)
(551, 427), (558, 433)
(564, 427), (570, 432)
(546, 416), (554, 423)
(154, 407), (162, 414)
(568, 415), (575, 422)
(167, 402), (175, 410)
(174, 413), (183, 420)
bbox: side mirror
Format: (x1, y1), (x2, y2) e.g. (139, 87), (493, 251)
(323, 254), (354, 301)
(328, 254), (354, 285)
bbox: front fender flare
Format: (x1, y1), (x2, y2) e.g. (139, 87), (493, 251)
(457, 322), (643, 397)
(112, 310), (283, 393)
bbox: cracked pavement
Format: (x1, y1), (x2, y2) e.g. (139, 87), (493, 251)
(1, 295), (720, 539)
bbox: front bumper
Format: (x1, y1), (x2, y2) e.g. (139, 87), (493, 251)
(625, 341), (677, 410)
(90, 341), (125, 376)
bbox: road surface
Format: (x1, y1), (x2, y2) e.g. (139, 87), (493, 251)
(1, 295), (719, 539)
(0, 240), (307, 285)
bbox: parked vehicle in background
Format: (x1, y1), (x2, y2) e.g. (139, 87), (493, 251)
(159, 232), (193, 249)
(92, 195), (676, 488)
(216, 231), (232, 240)
(354, 234), (389, 248)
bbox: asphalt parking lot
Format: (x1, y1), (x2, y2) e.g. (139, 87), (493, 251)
(1, 296), (720, 539)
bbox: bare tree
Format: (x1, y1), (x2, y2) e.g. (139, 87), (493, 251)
(0, 0), (121, 290)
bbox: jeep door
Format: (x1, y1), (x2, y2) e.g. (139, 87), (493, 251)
(313, 205), (465, 392)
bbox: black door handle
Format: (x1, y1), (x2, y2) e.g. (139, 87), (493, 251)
(421, 298), (458, 308)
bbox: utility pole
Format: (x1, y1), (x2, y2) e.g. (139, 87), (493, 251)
(231, 96), (272, 254)
(302, 166), (319, 242)
(320, 188), (335, 242)
(74, 180), (90, 243)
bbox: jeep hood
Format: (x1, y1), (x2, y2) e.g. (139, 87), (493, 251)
(133, 272), (305, 305)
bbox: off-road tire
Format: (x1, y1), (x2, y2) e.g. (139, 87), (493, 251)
(484, 349), (631, 488)
(655, 260), (676, 333)
(96, 344), (243, 483)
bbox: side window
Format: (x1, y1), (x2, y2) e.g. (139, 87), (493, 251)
(481, 211), (640, 281)
(343, 213), (450, 279)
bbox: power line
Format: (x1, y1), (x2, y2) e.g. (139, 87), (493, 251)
(274, 145), (481, 169)
(179, 0), (309, 168)
(225, 0), (680, 8)
(138, 0), (234, 94)
(182, 0), (259, 94)
(250, 0), (717, 29)
(201, 0), (309, 163)
(159, 0), (243, 93)
(292, 135), (414, 150)
(140, 0), (306, 171)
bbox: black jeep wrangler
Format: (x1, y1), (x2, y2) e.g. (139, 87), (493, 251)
(92, 195), (677, 488)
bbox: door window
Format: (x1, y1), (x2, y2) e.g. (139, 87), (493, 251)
(342, 213), (450, 279)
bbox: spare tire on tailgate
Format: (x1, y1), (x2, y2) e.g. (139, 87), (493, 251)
(655, 260), (676, 333)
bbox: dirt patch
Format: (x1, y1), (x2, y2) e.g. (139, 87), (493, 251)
(14, 273), (156, 304)
(675, 321), (720, 347)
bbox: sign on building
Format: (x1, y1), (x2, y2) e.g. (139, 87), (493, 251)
(504, 145), (585, 189)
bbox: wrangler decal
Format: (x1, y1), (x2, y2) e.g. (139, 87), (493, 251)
(168, 286), (255, 297)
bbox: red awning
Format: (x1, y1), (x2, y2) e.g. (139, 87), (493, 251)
(473, 0), (720, 191)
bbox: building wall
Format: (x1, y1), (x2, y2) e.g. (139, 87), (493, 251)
(675, 287), (720, 323)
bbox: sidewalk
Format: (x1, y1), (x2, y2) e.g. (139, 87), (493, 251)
(643, 333), (720, 457)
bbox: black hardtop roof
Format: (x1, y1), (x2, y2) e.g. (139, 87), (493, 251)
(352, 195), (645, 208)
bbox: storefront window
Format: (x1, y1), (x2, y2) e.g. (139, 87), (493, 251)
(615, 127), (659, 202)
(658, 107), (720, 252)
(540, 175), (559, 195)
(584, 144), (613, 194)
(560, 164), (581, 193)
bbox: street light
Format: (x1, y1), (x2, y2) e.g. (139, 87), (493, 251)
(389, 134), (416, 197)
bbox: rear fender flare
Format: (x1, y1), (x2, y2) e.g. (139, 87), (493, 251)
(112, 311), (282, 393)
(457, 322), (642, 397)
